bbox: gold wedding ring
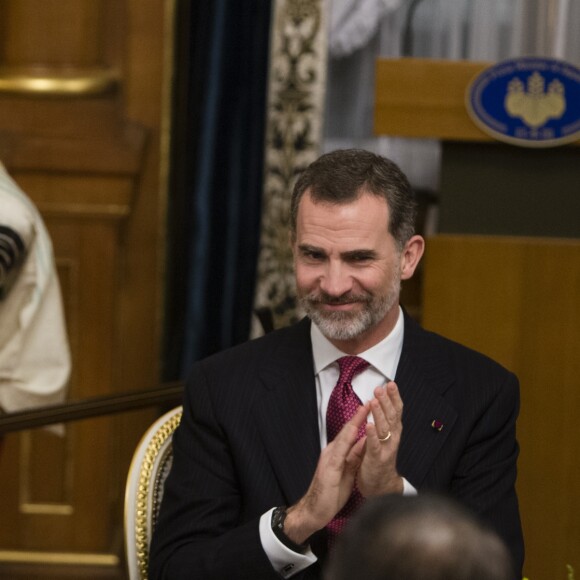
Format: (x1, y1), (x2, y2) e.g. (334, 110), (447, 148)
(378, 431), (392, 442)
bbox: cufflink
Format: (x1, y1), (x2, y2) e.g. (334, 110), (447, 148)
(431, 419), (444, 432)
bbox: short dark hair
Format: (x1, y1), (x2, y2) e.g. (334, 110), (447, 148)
(325, 494), (514, 580)
(290, 149), (417, 248)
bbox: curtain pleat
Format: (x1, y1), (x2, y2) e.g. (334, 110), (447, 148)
(163, 0), (272, 380)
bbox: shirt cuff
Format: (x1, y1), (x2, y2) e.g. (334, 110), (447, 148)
(259, 508), (317, 578)
(402, 477), (417, 496)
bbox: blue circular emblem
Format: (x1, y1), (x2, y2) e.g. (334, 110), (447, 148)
(466, 57), (580, 147)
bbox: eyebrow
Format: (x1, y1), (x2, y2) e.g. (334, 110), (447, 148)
(297, 244), (325, 255)
(341, 249), (378, 260)
(298, 244), (378, 260)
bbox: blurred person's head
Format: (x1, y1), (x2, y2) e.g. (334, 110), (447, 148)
(325, 493), (514, 580)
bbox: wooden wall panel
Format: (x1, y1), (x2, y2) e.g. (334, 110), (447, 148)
(0, 0), (169, 574)
(422, 234), (580, 580)
(1, 0), (104, 67)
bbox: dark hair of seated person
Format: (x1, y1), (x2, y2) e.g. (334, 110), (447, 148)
(324, 493), (514, 580)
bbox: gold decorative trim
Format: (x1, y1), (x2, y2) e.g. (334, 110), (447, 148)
(126, 410), (182, 580)
(0, 550), (118, 566)
(254, 0), (327, 328)
(0, 68), (119, 97)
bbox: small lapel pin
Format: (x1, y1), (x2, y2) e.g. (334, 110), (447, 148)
(431, 419), (444, 432)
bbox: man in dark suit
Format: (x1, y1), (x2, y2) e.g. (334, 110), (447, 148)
(150, 149), (524, 579)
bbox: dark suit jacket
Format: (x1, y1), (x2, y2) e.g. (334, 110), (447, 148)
(150, 312), (524, 579)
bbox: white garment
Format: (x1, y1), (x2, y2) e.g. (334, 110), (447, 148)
(328, 0), (403, 58)
(0, 163), (70, 413)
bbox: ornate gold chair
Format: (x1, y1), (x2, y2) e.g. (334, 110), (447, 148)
(124, 406), (182, 580)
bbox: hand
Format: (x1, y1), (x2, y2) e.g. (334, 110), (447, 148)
(283, 403), (368, 545)
(357, 381), (404, 497)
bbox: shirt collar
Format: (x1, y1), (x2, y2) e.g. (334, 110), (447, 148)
(311, 306), (404, 380)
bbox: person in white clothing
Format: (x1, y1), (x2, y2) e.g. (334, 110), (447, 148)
(0, 162), (70, 427)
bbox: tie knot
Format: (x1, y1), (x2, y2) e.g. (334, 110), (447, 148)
(337, 356), (369, 384)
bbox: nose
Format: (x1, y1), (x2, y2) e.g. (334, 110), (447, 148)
(319, 260), (353, 297)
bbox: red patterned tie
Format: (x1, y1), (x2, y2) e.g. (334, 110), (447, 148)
(326, 356), (370, 543)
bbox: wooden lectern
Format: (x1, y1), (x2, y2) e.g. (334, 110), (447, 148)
(375, 58), (580, 579)
(375, 58), (491, 141)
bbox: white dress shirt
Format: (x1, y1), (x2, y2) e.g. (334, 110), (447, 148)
(259, 306), (415, 578)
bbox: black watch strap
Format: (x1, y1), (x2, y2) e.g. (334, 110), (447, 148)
(271, 506), (308, 553)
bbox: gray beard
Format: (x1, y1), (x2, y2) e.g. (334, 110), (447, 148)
(298, 282), (400, 342)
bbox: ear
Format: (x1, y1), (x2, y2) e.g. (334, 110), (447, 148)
(400, 235), (425, 280)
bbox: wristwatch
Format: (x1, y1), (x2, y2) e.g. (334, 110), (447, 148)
(271, 506), (308, 553)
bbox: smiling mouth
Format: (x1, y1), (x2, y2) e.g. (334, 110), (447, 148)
(307, 294), (369, 312)
(307, 292), (369, 306)
(319, 301), (359, 310)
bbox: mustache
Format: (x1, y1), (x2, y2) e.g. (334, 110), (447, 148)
(303, 291), (371, 305)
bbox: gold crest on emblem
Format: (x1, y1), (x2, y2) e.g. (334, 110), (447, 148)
(505, 71), (566, 128)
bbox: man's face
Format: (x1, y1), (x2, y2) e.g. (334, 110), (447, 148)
(293, 190), (406, 352)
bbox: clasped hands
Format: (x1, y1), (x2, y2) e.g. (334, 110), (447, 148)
(284, 381), (403, 545)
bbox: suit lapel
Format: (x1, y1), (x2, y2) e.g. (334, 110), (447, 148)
(253, 319), (321, 505)
(395, 313), (458, 487)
